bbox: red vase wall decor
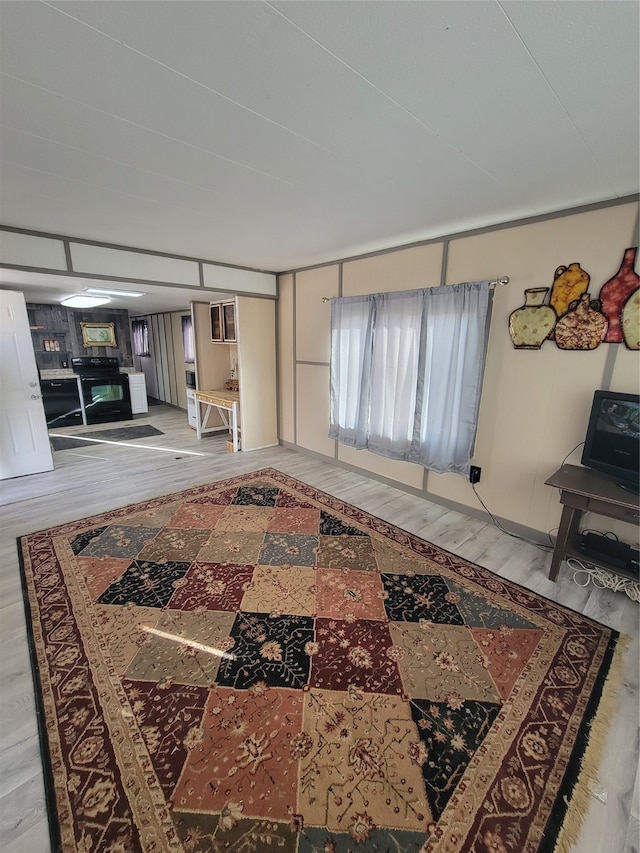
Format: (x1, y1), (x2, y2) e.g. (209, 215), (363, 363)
(598, 247), (639, 342)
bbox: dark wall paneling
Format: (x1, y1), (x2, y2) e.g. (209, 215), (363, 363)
(27, 303), (133, 369)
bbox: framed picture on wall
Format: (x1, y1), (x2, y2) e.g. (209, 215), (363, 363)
(81, 322), (116, 347)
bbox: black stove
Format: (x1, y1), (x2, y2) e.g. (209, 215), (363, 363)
(72, 357), (132, 424)
(71, 356), (122, 376)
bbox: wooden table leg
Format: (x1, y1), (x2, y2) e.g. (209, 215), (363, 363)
(549, 503), (578, 581)
(195, 399), (203, 440)
(231, 404), (238, 452)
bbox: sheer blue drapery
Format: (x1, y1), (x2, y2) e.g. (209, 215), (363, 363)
(181, 315), (195, 363)
(131, 318), (149, 357)
(329, 280), (492, 476)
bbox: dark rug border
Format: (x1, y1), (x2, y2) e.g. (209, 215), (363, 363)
(539, 628), (619, 852)
(16, 537), (63, 853)
(15, 466), (623, 853)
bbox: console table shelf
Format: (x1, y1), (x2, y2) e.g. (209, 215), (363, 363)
(545, 465), (639, 582)
(563, 533), (639, 581)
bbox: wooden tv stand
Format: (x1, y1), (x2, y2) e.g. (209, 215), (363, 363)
(545, 465), (640, 582)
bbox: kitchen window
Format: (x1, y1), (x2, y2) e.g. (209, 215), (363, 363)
(131, 318), (149, 357)
(182, 315), (194, 363)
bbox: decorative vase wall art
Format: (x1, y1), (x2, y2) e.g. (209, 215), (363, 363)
(621, 288), (640, 350)
(508, 247), (638, 351)
(549, 262), (590, 318)
(554, 293), (608, 350)
(599, 247), (639, 343)
(508, 287), (557, 349)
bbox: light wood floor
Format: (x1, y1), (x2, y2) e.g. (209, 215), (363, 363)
(1, 405), (638, 853)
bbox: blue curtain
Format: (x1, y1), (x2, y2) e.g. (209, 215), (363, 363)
(329, 281), (492, 477)
(131, 318), (149, 357)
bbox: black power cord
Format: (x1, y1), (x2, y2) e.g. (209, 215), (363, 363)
(560, 441), (585, 467)
(471, 483), (553, 552)
(469, 440), (586, 552)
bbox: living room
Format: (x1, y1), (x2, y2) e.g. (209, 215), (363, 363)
(0, 3), (638, 852)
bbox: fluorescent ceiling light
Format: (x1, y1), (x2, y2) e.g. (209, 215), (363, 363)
(84, 287), (145, 297)
(61, 295), (111, 308)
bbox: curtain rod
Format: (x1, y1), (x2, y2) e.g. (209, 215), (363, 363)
(321, 276), (509, 302)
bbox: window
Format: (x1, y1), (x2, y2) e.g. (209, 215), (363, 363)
(131, 318), (149, 357)
(182, 315), (195, 363)
(329, 281), (492, 477)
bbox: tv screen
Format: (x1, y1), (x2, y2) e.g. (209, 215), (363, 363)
(581, 390), (640, 491)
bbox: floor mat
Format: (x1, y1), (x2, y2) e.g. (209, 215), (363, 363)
(50, 424), (164, 450)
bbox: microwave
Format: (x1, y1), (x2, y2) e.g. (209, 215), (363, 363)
(185, 370), (196, 389)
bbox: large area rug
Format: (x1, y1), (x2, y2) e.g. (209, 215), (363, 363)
(18, 469), (624, 853)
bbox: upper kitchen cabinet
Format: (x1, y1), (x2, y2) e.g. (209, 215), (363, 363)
(222, 303), (236, 342)
(211, 304), (223, 342)
(210, 301), (236, 343)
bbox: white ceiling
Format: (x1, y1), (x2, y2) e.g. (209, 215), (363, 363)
(0, 0), (638, 313)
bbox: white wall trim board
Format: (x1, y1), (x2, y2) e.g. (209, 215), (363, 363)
(0, 225), (277, 298)
(0, 224), (277, 273)
(0, 230), (67, 270)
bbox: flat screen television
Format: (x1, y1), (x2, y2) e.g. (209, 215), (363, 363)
(581, 390), (640, 493)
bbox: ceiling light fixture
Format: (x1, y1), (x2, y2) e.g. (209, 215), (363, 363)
(84, 287), (145, 297)
(61, 295), (111, 308)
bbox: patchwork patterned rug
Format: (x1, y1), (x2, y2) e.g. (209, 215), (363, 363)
(18, 469), (624, 853)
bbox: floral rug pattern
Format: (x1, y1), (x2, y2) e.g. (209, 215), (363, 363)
(18, 469), (622, 852)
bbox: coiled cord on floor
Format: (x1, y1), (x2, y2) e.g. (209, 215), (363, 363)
(567, 557), (640, 602)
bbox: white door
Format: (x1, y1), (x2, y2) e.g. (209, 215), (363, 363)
(0, 290), (53, 478)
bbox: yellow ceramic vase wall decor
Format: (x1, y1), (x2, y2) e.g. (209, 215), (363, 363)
(549, 263), (590, 318)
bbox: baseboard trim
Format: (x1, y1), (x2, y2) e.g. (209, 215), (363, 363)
(278, 440), (551, 547)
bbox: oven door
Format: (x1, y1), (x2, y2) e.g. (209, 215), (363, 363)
(79, 374), (132, 425)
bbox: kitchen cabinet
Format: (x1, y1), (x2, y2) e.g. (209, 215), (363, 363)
(127, 372), (148, 414)
(41, 377), (83, 427)
(222, 303), (236, 341)
(210, 301), (236, 343)
(210, 304), (223, 341)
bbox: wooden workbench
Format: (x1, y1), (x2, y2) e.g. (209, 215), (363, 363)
(194, 389), (240, 451)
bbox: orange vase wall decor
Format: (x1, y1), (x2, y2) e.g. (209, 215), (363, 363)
(549, 262), (590, 318)
(598, 247), (639, 343)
